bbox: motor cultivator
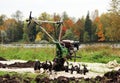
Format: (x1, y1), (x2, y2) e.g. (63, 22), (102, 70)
(27, 12), (80, 71)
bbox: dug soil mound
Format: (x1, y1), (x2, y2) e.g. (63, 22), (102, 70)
(0, 57), (7, 61)
(0, 63), (6, 68)
(0, 60), (35, 68)
(35, 69), (120, 83)
(0, 69), (119, 83)
(7, 60), (35, 68)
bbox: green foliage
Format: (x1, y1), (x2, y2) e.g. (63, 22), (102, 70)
(15, 22), (23, 41)
(23, 33), (29, 43)
(62, 29), (77, 40)
(38, 12), (51, 20)
(84, 12), (92, 41)
(83, 31), (90, 42)
(28, 22), (37, 42)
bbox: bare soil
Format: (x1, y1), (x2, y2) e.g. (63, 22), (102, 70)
(0, 57), (7, 61)
(0, 57), (119, 83)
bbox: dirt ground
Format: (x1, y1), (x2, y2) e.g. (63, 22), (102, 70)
(0, 57), (119, 79)
(0, 57), (120, 83)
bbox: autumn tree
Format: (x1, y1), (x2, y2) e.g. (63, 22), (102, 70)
(39, 12), (51, 21)
(62, 18), (75, 40)
(38, 12), (55, 42)
(3, 19), (17, 42)
(103, 13), (120, 41)
(109, 0), (120, 15)
(53, 13), (61, 21)
(108, 0), (120, 41)
(73, 19), (84, 42)
(94, 17), (105, 41)
(35, 32), (43, 43)
(100, 0), (120, 42)
(62, 12), (74, 39)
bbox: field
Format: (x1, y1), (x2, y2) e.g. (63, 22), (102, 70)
(0, 44), (120, 83)
(0, 44), (120, 63)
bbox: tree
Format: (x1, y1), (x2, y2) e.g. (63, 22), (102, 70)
(38, 12), (55, 41)
(100, 13), (110, 41)
(35, 32), (43, 43)
(11, 10), (24, 41)
(62, 29), (77, 40)
(15, 21), (24, 41)
(23, 21), (29, 43)
(62, 11), (69, 21)
(94, 17), (105, 41)
(39, 12), (51, 21)
(3, 19), (17, 42)
(53, 13), (61, 21)
(0, 30), (7, 43)
(106, 13), (120, 41)
(53, 13), (61, 40)
(23, 33), (29, 43)
(91, 9), (99, 21)
(109, 0), (120, 15)
(108, 0), (120, 41)
(64, 18), (74, 29)
(11, 10), (23, 22)
(0, 15), (7, 43)
(73, 19), (84, 42)
(83, 31), (90, 42)
(0, 15), (6, 25)
(62, 17), (75, 40)
(28, 21), (37, 42)
(100, 0), (120, 42)
(84, 12), (92, 41)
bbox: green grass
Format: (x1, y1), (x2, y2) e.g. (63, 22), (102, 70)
(0, 71), (48, 83)
(0, 71), (34, 77)
(0, 46), (55, 61)
(76, 46), (120, 63)
(0, 45), (120, 63)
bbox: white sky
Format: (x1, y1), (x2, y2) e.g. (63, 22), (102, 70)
(0, 0), (110, 19)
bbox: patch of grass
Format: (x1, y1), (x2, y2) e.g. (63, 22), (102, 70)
(0, 45), (120, 63)
(0, 46), (55, 61)
(0, 71), (19, 76)
(0, 71), (45, 83)
(76, 46), (120, 63)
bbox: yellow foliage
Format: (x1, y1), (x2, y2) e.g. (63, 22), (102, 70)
(35, 32), (42, 41)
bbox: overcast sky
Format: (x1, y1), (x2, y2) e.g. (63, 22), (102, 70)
(0, 0), (110, 19)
